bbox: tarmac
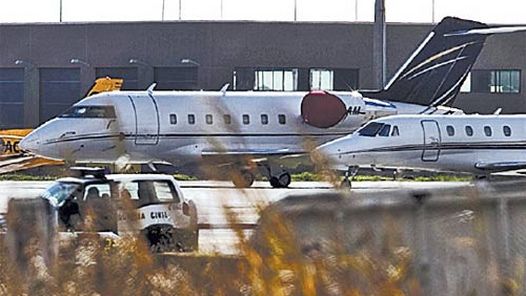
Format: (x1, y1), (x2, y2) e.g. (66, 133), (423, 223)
(0, 180), (469, 254)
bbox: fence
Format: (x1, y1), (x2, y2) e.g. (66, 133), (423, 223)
(255, 180), (526, 295)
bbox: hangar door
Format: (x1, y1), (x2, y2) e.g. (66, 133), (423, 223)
(0, 68), (24, 128)
(40, 68), (81, 123)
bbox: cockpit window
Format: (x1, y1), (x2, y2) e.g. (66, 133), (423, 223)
(378, 124), (391, 137)
(391, 126), (400, 136)
(60, 106), (116, 119)
(358, 122), (384, 137)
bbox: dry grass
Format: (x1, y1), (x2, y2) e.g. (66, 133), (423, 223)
(0, 199), (422, 296)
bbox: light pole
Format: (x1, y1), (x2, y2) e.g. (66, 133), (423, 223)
(293, 0), (297, 21)
(59, 0), (63, 22)
(373, 0), (386, 89)
(162, 0), (166, 21)
(179, 0), (182, 20)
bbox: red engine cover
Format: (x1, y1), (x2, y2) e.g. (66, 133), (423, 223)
(301, 91), (347, 128)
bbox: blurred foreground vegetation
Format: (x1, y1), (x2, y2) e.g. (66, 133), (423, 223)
(0, 172), (472, 182)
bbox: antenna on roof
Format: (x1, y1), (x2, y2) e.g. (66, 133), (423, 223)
(493, 108), (502, 115)
(220, 83), (230, 96)
(147, 83), (157, 95)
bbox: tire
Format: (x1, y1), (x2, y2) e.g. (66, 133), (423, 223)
(340, 178), (352, 190)
(232, 170), (255, 188)
(278, 172), (291, 188)
(269, 176), (280, 188)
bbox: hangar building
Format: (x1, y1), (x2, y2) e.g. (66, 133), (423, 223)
(0, 20), (523, 128)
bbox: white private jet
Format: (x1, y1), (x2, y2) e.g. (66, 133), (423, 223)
(317, 114), (526, 186)
(20, 17), (526, 188)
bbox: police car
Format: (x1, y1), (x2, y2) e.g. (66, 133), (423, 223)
(40, 168), (198, 252)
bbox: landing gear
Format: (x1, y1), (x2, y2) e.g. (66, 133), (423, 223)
(269, 172), (292, 188)
(231, 170), (255, 188)
(260, 163), (292, 188)
(340, 166), (359, 190)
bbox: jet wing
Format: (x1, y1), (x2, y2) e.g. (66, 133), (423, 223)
(475, 162), (526, 172)
(201, 148), (307, 164)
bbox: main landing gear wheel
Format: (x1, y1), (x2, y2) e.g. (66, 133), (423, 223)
(270, 172), (292, 188)
(232, 170), (255, 188)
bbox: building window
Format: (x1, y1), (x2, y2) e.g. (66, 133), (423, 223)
(310, 69), (334, 90)
(188, 114), (195, 125)
(254, 69), (298, 91)
(205, 114), (213, 125)
(465, 126), (474, 137)
(261, 114), (268, 125)
(446, 125), (455, 137)
(484, 126), (492, 137)
(460, 72), (471, 93)
(170, 114), (177, 125)
(242, 114), (250, 125)
(503, 126), (512, 137)
(471, 70), (521, 94)
(278, 114), (286, 125)
(223, 114), (231, 125)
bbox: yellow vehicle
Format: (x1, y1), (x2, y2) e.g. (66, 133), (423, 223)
(0, 77), (123, 173)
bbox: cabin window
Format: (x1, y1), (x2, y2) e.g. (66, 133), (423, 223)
(169, 114), (177, 125)
(391, 126), (399, 137)
(205, 114), (213, 125)
(261, 114), (268, 125)
(358, 122), (384, 137)
(223, 114), (231, 125)
(278, 114), (286, 125)
(242, 114), (250, 125)
(188, 114), (195, 125)
(465, 126), (473, 137)
(378, 124), (391, 137)
(484, 126), (492, 137)
(503, 125), (512, 137)
(446, 125), (455, 137)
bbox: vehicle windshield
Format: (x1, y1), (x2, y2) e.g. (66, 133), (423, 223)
(358, 122), (385, 137)
(60, 105), (116, 119)
(41, 182), (82, 208)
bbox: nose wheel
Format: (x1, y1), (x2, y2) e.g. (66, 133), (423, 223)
(340, 166), (359, 190)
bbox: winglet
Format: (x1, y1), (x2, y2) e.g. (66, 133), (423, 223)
(220, 83), (230, 96)
(147, 83), (157, 94)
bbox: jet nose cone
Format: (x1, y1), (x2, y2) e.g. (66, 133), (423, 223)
(20, 132), (41, 154)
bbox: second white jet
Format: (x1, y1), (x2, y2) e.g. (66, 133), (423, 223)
(317, 114), (526, 185)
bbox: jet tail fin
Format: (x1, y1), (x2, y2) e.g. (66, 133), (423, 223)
(362, 17), (525, 107)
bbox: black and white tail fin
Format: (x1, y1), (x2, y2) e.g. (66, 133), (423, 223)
(362, 17), (526, 107)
